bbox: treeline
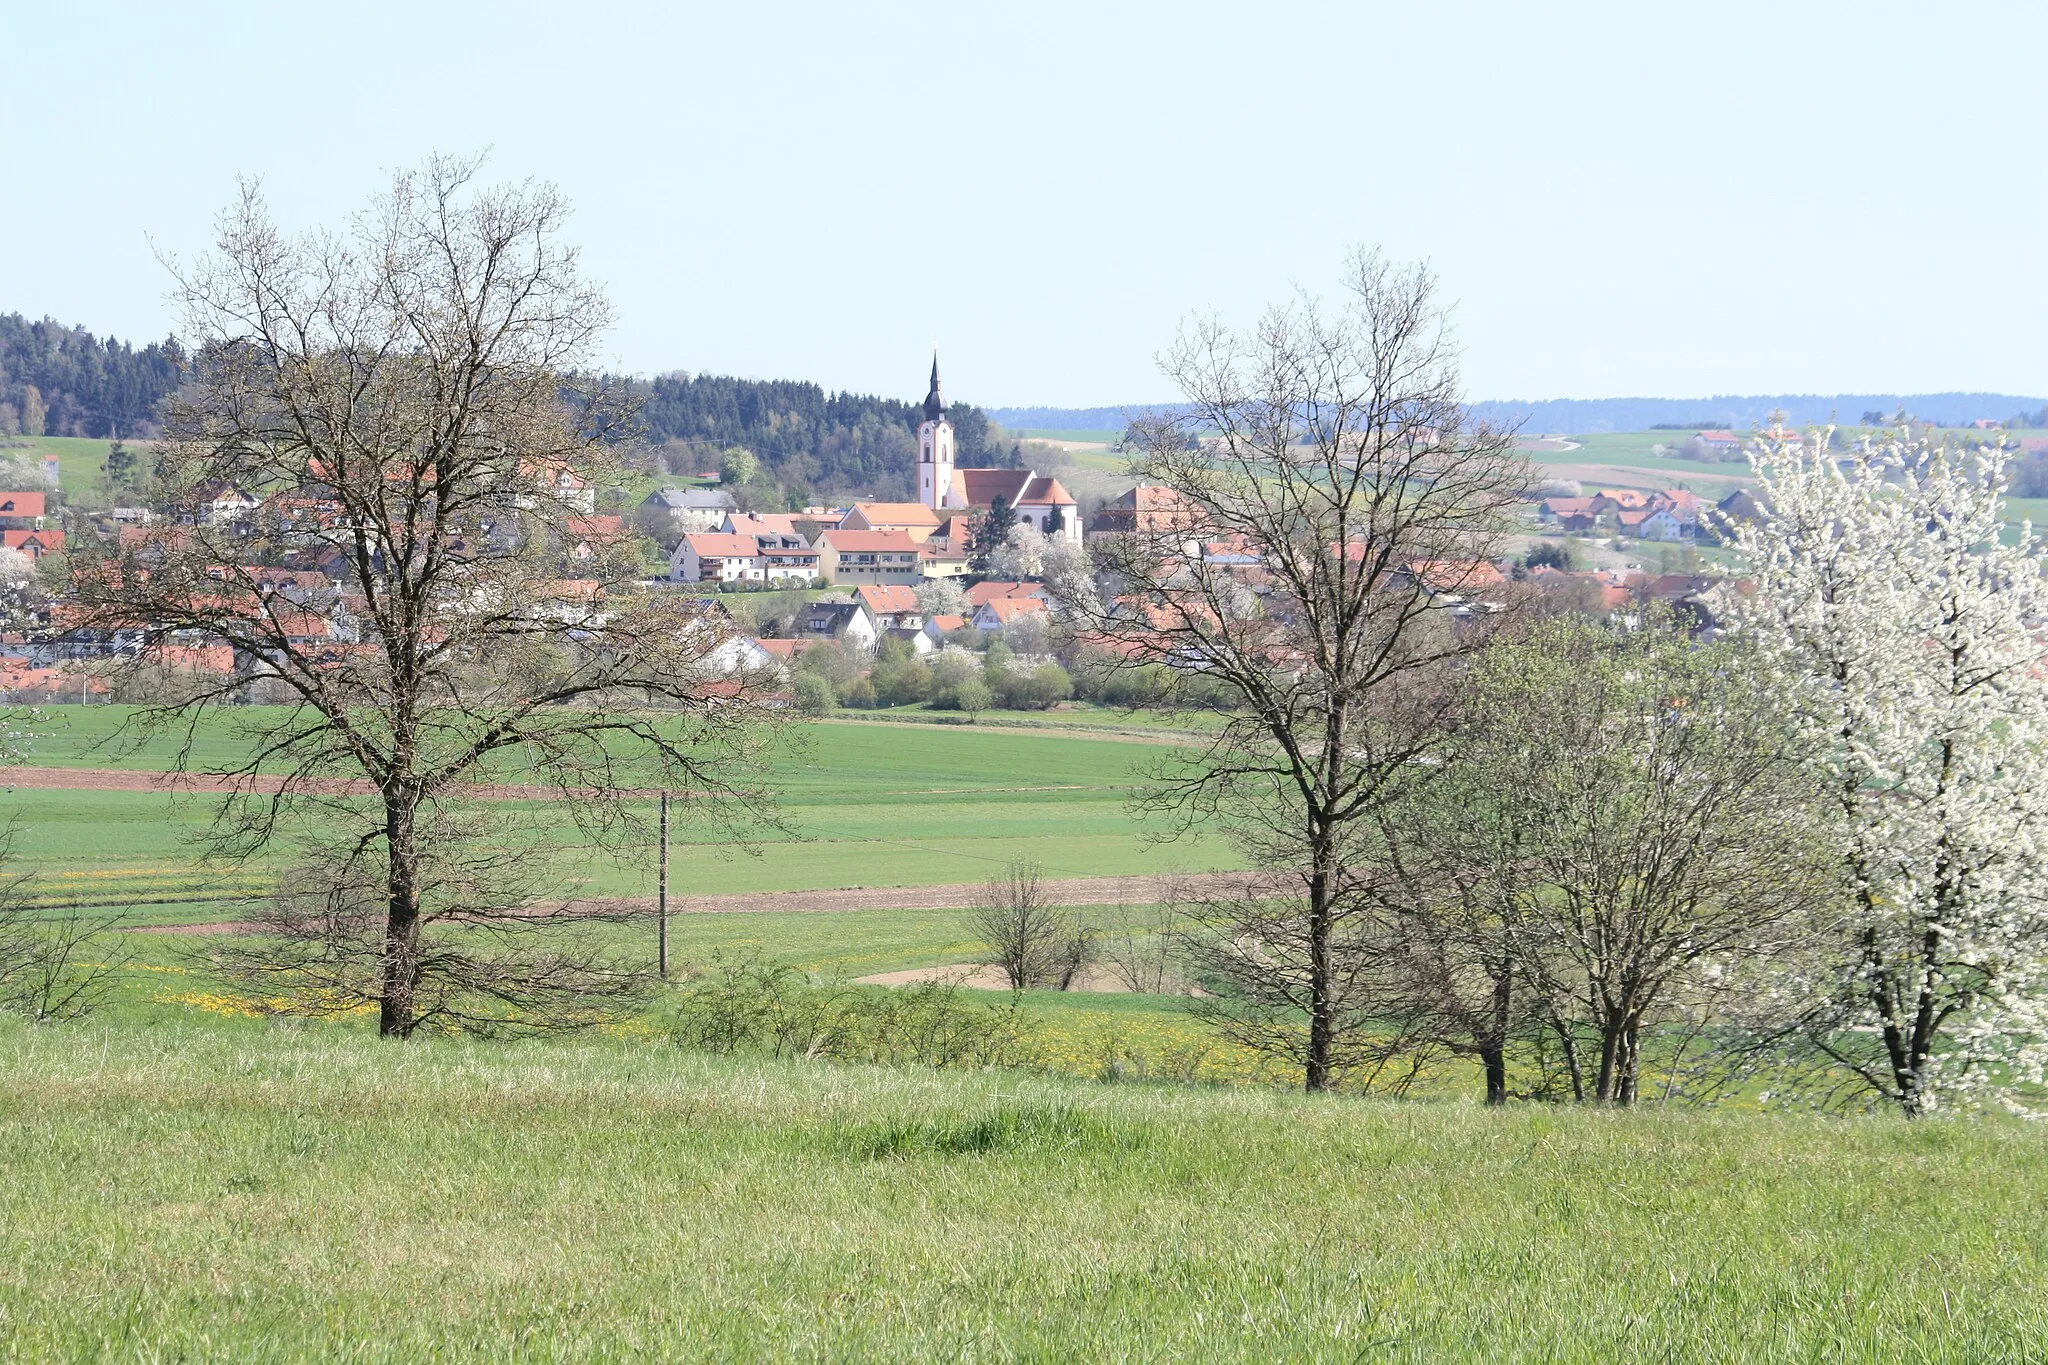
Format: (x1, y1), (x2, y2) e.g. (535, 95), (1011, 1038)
(626, 372), (1019, 499)
(0, 314), (185, 440)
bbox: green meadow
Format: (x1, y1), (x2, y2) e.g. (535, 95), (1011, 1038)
(1, 1020), (2043, 1362)
(0, 433), (121, 498)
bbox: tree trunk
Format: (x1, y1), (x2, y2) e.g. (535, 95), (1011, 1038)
(1481, 1045), (1507, 1106)
(1304, 854), (1335, 1093)
(1482, 957), (1512, 1105)
(1554, 1019), (1585, 1101)
(1594, 1007), (1641, 1105)
(378, 791), (423, 1038)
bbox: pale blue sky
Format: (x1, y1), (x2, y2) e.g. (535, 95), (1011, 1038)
(4, 1), (2043, 407)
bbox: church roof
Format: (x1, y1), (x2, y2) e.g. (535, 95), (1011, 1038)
(953, 469), (1078, 508)
(923, 355), (945, 423)
(847, 501), (941, 528)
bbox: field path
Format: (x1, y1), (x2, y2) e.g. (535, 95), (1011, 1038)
(0, 766), (582, 800)
(132, 871), (1257, 934)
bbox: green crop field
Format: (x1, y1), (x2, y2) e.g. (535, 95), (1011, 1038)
(1014, 428), (1123, 444)
(2, 706), (1235, 915)
(0, 1019), (2042, 1361)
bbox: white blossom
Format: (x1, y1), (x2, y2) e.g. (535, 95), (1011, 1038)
(1730, 429), (2048, 1114)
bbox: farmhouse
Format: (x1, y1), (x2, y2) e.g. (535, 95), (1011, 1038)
(1539, 496), (1601, 533)
(1684, 430), (1745, 461)
(642, 486), (738, 531)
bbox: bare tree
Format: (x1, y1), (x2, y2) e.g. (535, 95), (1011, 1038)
(71, 158), (780, 1038)
(970, 861), (1090, 990)
(0, 829), (127, 1023)
(1067, 250), (1527, 1090)
(1099, 875), (1195, 995)
(1409, 614), (1833, 1104)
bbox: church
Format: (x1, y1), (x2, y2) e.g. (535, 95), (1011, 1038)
(916, 358), (1080, 542)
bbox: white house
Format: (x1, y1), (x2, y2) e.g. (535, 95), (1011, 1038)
(671, 531), (766, 583)
(798, 600), (879, 651)
(1637, 509), (1683, 542)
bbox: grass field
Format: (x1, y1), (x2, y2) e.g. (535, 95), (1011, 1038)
(0, 1018), (2043, 1361)
(0, 434), (119, 499)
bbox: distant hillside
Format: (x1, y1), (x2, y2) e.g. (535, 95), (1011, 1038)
(989, 404), (1180, 432)
(997, 394), (2048, 436)
(1467, 393), (2048, 434)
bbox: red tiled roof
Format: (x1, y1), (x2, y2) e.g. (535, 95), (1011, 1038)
(0, 491), (47, 518)
(964, 581), (1046, 608)
(2, 529), (63, 555)
(683, 532), (763, 559)
(820, 530), (920, 553)
(979, 596), (1049, 622)
(857, 585), (921, 616)
(848, 502), (941, 527)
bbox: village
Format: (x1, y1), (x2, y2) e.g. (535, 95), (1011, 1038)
(0, 399), (1819, 704)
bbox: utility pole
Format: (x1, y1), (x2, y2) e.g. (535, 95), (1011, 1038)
(657, 790), (670, 980)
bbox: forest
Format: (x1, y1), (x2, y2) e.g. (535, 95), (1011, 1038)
(629, 371), (1018, 498)
(0, 313), (185, 440)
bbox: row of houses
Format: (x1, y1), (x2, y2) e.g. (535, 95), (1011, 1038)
(758, 581), (1052, 658)
(1535, 487), (1706, 541)
(669, 502), (989, 586)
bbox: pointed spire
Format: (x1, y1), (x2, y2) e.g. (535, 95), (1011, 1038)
(923, 352), (946, 423)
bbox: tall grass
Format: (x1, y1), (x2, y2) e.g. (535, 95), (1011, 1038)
(1, 1017), (2044, 1361)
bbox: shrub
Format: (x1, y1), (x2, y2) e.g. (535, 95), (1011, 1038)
(791, 673), (835, 716)
(839, 675), (877, 709)
(993, 663), (1072, 711)
(667, 951), (1034, 1070)
(950, 677), (992, 714)
(870, 656), (932, 706)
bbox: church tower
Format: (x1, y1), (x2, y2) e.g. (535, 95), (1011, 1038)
(917, 355), (955, 510)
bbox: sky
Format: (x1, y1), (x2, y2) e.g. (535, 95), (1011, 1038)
(4, 1), (2044, 409)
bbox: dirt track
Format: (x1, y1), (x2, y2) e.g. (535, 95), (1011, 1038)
(133, 872), (1257, 935)
(1, 767), (673, 801)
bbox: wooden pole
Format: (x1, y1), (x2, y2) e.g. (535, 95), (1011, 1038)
(657, 790), (670, 980)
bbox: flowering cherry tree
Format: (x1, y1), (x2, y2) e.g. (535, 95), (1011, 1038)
(1731, 430), (2048, 1115)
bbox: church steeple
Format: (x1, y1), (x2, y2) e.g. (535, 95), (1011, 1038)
(923, 354), (945, 423)
(917, 353), (955, 511)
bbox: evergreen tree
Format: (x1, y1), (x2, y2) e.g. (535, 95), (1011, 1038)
(971, 495), (1014, 570)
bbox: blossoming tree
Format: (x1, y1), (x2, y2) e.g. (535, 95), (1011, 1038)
(1731, 430), (2048, 1114)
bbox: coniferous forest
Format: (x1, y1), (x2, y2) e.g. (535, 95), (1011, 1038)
(0, 313), (186, 439)
(0, 310), (1019, 500)
(628, 371), (1016, 497)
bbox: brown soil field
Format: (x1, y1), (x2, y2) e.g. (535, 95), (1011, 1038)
(133, 872), (1258, 935)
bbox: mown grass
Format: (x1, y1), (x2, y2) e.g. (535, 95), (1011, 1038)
(0, 1018), (2043, 1361)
